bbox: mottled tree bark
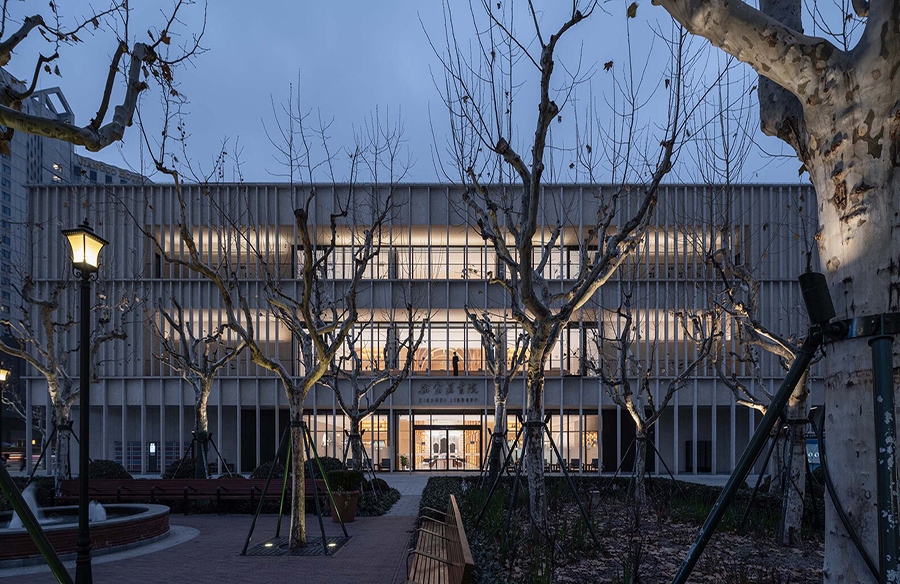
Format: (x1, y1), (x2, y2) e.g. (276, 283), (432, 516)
(488, 388), (507, 482)
(348, 415), (363, 472)
(524, 337), (549, 530)
(781, 388), (809, 546)
(289, 396), (307, 549)
(194, 382), (211, 479)
(632, 433), (649, 504)
(649, 0), (900, 573)
(53, 403), (71, 484)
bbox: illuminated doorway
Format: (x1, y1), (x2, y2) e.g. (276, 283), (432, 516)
(413, 423), (481, 471)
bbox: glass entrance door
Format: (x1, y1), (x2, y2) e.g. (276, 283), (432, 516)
(413, 425), (480, 471)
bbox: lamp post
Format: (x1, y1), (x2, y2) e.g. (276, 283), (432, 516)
(62, 220), (108, 584)
(0, 366), (9, 468)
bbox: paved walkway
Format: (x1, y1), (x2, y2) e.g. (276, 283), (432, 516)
(383, 473), (431, 517)
(0, 513), (416, 584)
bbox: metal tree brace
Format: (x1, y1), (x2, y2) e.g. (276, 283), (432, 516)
(26, 421), (83, 490)
(672, 272), (900, 584)
(474, 413), (600, 548)
(240, 420), (348, 556)
(170, 430), (234, 479)
(341, 428), (383, 496)
(478, 428), (515, 488)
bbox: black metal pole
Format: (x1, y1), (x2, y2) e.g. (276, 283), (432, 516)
(543, 421), (600, 546)
(300, 421), (330, 555)
(739, 430), (781, 530)
(870, 335), (900, 584)
(672, 330), (821, 584)
(475, 421), (526, 526)
(75, 276), (92, 584)
(274, 435), (290, 538)
(304, 422), (348, 537)
(241, 426), (289, 555)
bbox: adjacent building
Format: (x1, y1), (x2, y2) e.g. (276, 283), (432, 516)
(0, 73), (147, 451)
(24, 182), (821, 476)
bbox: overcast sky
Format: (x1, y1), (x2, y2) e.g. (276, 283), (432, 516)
(10, 1), (806, 184)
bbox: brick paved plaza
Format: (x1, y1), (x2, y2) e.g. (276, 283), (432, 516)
(0, 514), (415, 584)
(0, 475), (432, 584)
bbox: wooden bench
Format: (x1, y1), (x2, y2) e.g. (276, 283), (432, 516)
(406, 494), (474, 584)
(56, 478), (329, 514)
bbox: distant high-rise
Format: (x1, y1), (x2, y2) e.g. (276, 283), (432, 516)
(0, 71), (146, 449)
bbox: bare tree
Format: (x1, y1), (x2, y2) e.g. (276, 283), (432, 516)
(464, 307), (528, 481)
(431, 0), (688, 528)
(322, 304), (426, 472)
(682, 58), (817, 545)
(0, 1), (205, 152)
(131, 80), (409, 548)
(151, 297), (245, 478)
(590, 281), (718, 503)
(708, 249), (814, 545)
(0, 277), (136, 482)
(650, 0), (900, 573)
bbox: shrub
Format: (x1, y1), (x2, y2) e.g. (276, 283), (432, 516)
(325, 469), (364, 492)
(87, 459), (133, 480)
(315, 456), (346, 473)
(364, 477), (391, 493)
(0, 477), (55, 512)
(358, 487), (401, 516)
(250, 460), (286, 479)
(162, 458), (201, 479)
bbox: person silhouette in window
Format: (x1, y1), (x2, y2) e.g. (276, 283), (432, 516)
(452, 351), (460, 376)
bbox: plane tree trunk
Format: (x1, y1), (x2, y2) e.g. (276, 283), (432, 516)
(348, 415), (363, 472)
(288, 395), (307, 549)
(194, 381), (211, 479)
(488, 388), (507, 481)
(524, 333), (550, 531)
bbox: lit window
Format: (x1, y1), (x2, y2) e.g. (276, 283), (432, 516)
(0, 306), (8, 314)
(52, 162), (60, 171)
(52, 175), (61, 182)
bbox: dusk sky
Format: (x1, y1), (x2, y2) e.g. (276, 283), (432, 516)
(11, 1), (805, 184)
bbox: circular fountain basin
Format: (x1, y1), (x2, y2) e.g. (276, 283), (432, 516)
(0, 504), (169, 564)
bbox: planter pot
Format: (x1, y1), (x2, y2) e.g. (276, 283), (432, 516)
(329, 490), (360, 523)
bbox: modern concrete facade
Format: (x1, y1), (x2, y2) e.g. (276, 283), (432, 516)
(23, 182), (821, 477)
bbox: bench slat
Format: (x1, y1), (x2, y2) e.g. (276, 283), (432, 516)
(408, 494), (473, 584)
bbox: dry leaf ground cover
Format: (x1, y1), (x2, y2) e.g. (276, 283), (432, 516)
(418, 475), (825, 583)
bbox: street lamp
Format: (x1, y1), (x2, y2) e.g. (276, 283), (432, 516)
(62, 220), (107, 584)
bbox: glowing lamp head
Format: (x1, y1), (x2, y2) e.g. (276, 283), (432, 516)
(62, 220), (108, 274)
(0, 367), (9, 382)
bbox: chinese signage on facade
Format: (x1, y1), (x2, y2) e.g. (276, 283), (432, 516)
(413, 381), (482, 405)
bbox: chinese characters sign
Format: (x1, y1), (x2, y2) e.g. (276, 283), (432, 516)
(413, 381), (482, 405)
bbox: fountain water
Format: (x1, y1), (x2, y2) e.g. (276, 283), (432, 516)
(7, 485), (108, 528)
(8, 484), (46, 529)
(88, 500), (106, 522)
